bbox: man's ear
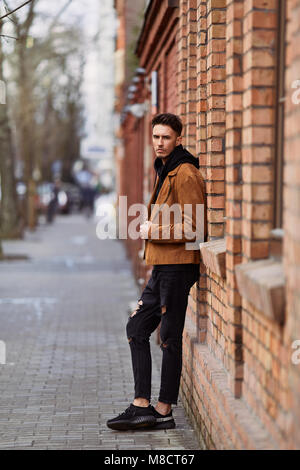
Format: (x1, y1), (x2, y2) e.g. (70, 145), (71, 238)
(176, 135), (183, 146)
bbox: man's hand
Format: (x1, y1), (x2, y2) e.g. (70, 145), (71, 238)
(140, 221), (152, 239)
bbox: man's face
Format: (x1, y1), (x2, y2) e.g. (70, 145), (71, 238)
(152, 124), (182, 160)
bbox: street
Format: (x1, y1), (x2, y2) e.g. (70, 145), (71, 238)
(0, 213), (200, 450)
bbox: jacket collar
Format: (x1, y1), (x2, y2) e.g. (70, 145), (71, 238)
(148, 163), (183, 210)
(166, 164), (183, 177)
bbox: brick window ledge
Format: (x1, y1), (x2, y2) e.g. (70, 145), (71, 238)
(235, 259), (285, 325)
(199, 238), (226, 278)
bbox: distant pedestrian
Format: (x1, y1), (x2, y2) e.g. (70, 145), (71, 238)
(76, 164), (96, 218)
(107, 113), (207, 431)
(47, 179), (61, 224)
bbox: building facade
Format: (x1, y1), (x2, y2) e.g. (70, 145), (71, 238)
(114, 0), (148, 280)
(114, 0), (300, 450)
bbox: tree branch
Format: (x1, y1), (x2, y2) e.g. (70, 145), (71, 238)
(0, 0), (33, 21)
(0, 34), (18, 40)
(49, 0), (74, 33)
(23, 0), (36, 36)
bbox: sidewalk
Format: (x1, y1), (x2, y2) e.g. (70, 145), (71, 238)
(0, 213), (201, 450)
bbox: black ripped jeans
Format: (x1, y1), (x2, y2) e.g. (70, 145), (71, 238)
(126, 264), (199, 405)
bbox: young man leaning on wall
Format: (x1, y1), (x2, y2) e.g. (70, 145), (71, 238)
(107, 113), (207, 431)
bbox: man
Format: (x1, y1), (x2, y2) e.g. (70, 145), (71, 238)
(76, 163), (96, 218)
(107, 113), (206, 431)
(47, 178), (61, 224)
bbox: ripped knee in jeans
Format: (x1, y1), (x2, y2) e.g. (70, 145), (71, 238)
(130, 300), (143, 318)
(161, 305), (167, 315)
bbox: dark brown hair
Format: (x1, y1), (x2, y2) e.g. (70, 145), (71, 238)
(151, 113), (183, 136)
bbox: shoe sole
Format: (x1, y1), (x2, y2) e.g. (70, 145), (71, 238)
(107, 415), (156, 431)
(152, 420), (176, 430)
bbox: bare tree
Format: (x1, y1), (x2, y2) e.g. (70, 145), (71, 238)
(1, 0), (38, 229)
(0, 0), (38, 250)
(0, 0), (83, 242)
(0, 16), (22, 238)
(33, 31), (85, 182)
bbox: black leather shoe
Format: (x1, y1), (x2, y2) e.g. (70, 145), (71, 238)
(106, 404), (156, 431)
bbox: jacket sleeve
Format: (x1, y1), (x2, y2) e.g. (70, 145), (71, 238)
(147, 171), (206, 244)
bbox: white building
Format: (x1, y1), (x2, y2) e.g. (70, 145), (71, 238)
(81, 0), (116, 189)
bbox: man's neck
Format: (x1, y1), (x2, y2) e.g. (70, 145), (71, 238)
(161, 150), (174, 165)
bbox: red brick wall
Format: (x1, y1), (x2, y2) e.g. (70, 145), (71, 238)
(178, 0), (198, 153)
(181, 0), (298, 449)
(165, 41), (178, 114)
(241, 0), (276, 262)
(196, 1), (209, 346)
(238, 0), (288, 446)
(206, 0), (228, 372)
(225, 0), (243, 398)
(116, 0), (300, 449)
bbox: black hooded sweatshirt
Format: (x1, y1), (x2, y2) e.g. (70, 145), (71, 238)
(153, 144), (199, 204)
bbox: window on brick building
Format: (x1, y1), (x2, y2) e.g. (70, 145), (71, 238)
(273, 0), (287, 229)
(151, 70), (159, 114)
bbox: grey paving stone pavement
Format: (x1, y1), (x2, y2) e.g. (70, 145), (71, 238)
(0, 212), (201, 450)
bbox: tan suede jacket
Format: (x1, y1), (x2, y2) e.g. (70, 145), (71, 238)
(144, 162), (207, 265)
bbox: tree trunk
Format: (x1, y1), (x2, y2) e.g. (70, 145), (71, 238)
(17, 36), (37, 230)
(0, 25), (22, 239)
(0, 114), (23, 239)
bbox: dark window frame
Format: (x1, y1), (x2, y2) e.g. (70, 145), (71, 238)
(274, 0), (287, 229)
